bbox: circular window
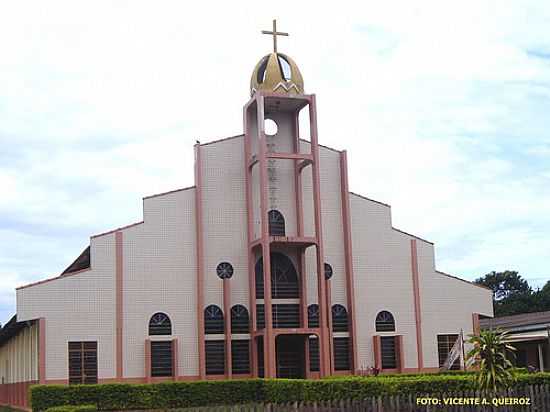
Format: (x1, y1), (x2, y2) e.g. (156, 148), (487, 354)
(265, 119), (278, 136)
(216, 262), (234, 279)
(324, 263), (333, 280)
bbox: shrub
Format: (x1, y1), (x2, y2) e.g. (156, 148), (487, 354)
(30, 372), (550, 411)
(467, 329), (517, 391)
(45, 405), (96, 412)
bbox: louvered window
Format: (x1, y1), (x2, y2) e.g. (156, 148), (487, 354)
(273, 304), (300, 328)
(309, 337), (320, 372)
(205, 340), (225, 375)
(256, 304), (265, 329)
(231, 340), (250, 374)
(381, 336), (397, 369)
(255, 253), (299, 299)
(68, 341), (97, 384)
(333, 337), (350, 371)
(151, 341), (173, 377)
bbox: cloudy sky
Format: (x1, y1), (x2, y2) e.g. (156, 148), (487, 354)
(1, 1), (549, 324)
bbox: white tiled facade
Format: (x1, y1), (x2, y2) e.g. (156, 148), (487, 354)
(2, 101), (492, 392)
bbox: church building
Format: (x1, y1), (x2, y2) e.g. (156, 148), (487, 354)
(0, 21), (492, 409)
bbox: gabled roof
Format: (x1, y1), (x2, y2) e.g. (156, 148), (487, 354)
(62, 246), (90, 275)
(480, 310), (550, 331)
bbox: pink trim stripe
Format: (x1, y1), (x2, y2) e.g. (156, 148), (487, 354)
(223, 279), (232, 378)
(194, 144), (206, 378)
(309, 94), (331, 376)
(339, 150), (358, 373)
(410, 239), (424, 369)
(38, 318), (46, 384)
(115, 231), (124, 379)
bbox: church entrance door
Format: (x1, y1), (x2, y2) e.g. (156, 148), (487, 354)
(275, 335), (305, 378)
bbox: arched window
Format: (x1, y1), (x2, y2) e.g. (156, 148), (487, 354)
(204, 305), (224, 334)
(231, 305), (249, 334)
(332, 304), (348, 332)
(308, 304), (319, 328)
(255, 252), (299, 299)
(148, 312), (172, 335)
(268, 210), (285, 236)
(375, 311), (395, 332)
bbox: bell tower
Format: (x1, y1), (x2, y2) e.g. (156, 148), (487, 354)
(243, 20), (332, 378)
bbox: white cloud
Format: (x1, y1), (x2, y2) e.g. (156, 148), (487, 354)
(1, 0), (550, 322)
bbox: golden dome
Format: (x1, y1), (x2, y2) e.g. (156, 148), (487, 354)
(250, 52), (304, 96)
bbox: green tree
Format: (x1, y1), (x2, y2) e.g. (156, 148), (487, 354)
(474, 271), (535, 317)
(474, 271), (531, 300)
(467, 329), (516, 392)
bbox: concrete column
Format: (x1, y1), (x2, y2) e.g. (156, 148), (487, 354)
(538, 343), (545, 372)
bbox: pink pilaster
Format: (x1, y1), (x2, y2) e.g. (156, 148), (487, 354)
(172, 338), (179, 380)
(243, 105), (259, 377)
(223, 278), (232, 378)
(256, 94), (276, 378)
(115, 231), (124, 379)
(410, 239), (424, 370)
(309, 94), (330, 376)
(194, 144), (206, 379)
(339, 150), (358, 372)
(373, 335), (382, 370)
(472, 313), (480, 336)
(38, 317), (46, 384)
(145, 339), (151, 383)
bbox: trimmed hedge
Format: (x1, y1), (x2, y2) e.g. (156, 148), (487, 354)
(45, 405), (97, 412)
(30, 372), (550, 411)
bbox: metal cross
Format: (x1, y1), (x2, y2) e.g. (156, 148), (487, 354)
(261, 19), (288, 53)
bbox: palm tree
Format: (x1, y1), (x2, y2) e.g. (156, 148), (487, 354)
(467, 329), (516, 392)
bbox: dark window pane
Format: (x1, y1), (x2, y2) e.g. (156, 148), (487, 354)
(151, 341), (173, 377)
(375, 311), (395, 332)
(324, 263), (333, 280)
(381, 336), (397, 369)
(268, 210), (285, 236)
(255, 253), (299, 299)
(231, 305), (249, 334)
(332, 305), (348, 332)
(149, 312), (172, 336)
(205, 340), (225, 375)
(308, 304), (319, 328)
(256, 304), (265, 329)
(309, 337), (320, 372)
(216, 262), (234, 279)
(68, 341), (97, 385)
(257, 337), (264, 378)
(437, 334), (460, 370)
(231, 340), (250, 374)
(272, 304), (300, 328)
(204, 305), (224, 334)
(334, 337), (350, 371)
